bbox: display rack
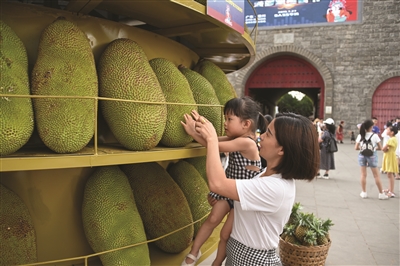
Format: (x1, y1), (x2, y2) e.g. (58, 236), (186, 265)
(0, 0), (256, 265)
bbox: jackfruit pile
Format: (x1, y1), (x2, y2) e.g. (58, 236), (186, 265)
(149, 58), (196, 147)
(167, 160), (211, 236)
(31, 17), (98, 153)
(0, 183), (37, 265)
(99, 39), (167, 151)
(121, 162), (194, 253)
(1, 15), (237, 263)
(79, 160), (209, 262)
(82, 166), (150, 265)
(1, 17), (236, 155)
(179, 65), (223, 136)
(194, 58), (237, 106)
(185, 156), (208, 184)
(0, 20), (34, 156)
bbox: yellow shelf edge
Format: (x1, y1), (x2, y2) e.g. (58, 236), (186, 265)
(0, 145), (207, 172)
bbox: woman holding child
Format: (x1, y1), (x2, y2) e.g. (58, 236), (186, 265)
(182, 111), (319, 265)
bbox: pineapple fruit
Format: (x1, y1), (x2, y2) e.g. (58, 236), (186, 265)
(280, 202), (334, 246)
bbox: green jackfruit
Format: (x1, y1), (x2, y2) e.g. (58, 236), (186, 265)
(82, 166), (150, 266)
(179, 65), (224, 136)
(121, 162), (194, 253)
(167, 160), (211, 236)
(193, 59), (237, 106)
(31, 17), (97, 153)
(185, 156), (208, 184)
(99, 39), (167, 151)
(0, 20), (34, 156)
(149, 58), (197, 147)
(0, 183), (37, 265)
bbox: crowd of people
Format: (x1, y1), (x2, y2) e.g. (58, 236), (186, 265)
(178, 97), (398, 265)
(314, 115), (400, 199)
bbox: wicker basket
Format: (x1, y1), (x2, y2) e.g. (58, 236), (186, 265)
(278, 237), (331, 266)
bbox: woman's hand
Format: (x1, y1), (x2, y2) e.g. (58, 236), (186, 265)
(194, 116), (218, 144)
(191, 110), (201, 121)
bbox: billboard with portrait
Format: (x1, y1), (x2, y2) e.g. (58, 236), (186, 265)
(245, 0), (361, 29)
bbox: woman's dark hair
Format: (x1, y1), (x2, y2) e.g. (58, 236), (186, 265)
(325, 123), (336, 134)
(224, 96), (266, 133)
(271, 113), (320, 181)
(360, 119), (374, 140)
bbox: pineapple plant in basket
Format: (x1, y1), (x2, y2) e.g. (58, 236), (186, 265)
(279, 202), (334, 266)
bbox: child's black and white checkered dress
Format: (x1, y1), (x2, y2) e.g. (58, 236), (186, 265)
(209, 146), (262, 201)
(226, 237), (282, 265)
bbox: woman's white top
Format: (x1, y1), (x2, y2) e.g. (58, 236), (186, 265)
(355, 132), (381, 151)
(232, 170), (295, 250)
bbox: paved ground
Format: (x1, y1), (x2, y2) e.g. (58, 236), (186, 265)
(199, 142), (400, 265)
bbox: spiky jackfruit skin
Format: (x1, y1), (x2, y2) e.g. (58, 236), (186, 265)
(167, 160), (211, 236)
(82, 166), (150, 266)
(149, 58), (197, 147)
(185, 156), (208, 184)
(0, 184), (37, 265)
(193, 59), (237, 106)
(0, 20), (34, 156)
(99, 39), (167, 151)
(179, 65), (223, 136)
(121, 162), (194, 253)
(31, 17), (97, 153)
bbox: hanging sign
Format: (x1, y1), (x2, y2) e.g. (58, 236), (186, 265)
(207, 0), (245, 34)
(245, 0), (360, 29)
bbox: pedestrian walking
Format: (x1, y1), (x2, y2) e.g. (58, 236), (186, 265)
(336, 120), (344, 143)
(317, 118), (336, 179)
(355, 119), (388, 200)
(350, 131), (356, 144)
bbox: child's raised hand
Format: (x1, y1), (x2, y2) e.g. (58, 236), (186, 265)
(194, 116), (218, 143)
(181, 113), (197, 136)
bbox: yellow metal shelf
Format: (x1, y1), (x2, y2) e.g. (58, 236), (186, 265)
(0, 143), (206, 172)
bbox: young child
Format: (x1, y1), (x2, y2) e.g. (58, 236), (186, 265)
(181, 97), (267, 266)
(381, 125), (399, 197)
(350, 131), (355, 144)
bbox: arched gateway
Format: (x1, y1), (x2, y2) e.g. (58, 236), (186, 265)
(237, 45), (333, 119)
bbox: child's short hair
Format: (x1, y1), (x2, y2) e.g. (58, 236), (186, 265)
(224, 97), (266, 133)
(390, 125), (399, 135)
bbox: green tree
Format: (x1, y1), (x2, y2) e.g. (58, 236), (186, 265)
(277, 94), (313, 117)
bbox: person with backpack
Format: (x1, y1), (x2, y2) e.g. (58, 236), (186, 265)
(317, 118), (336, 179)
(355, 119), (388, 200)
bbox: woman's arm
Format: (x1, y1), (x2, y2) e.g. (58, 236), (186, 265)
(382, 144), (388, 152)
(193, 117), (239, 201)
(355, 142), (360, 150)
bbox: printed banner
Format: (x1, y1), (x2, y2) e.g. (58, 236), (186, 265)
(208, 0), (245, 34)
(245, 0), (359, 28)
